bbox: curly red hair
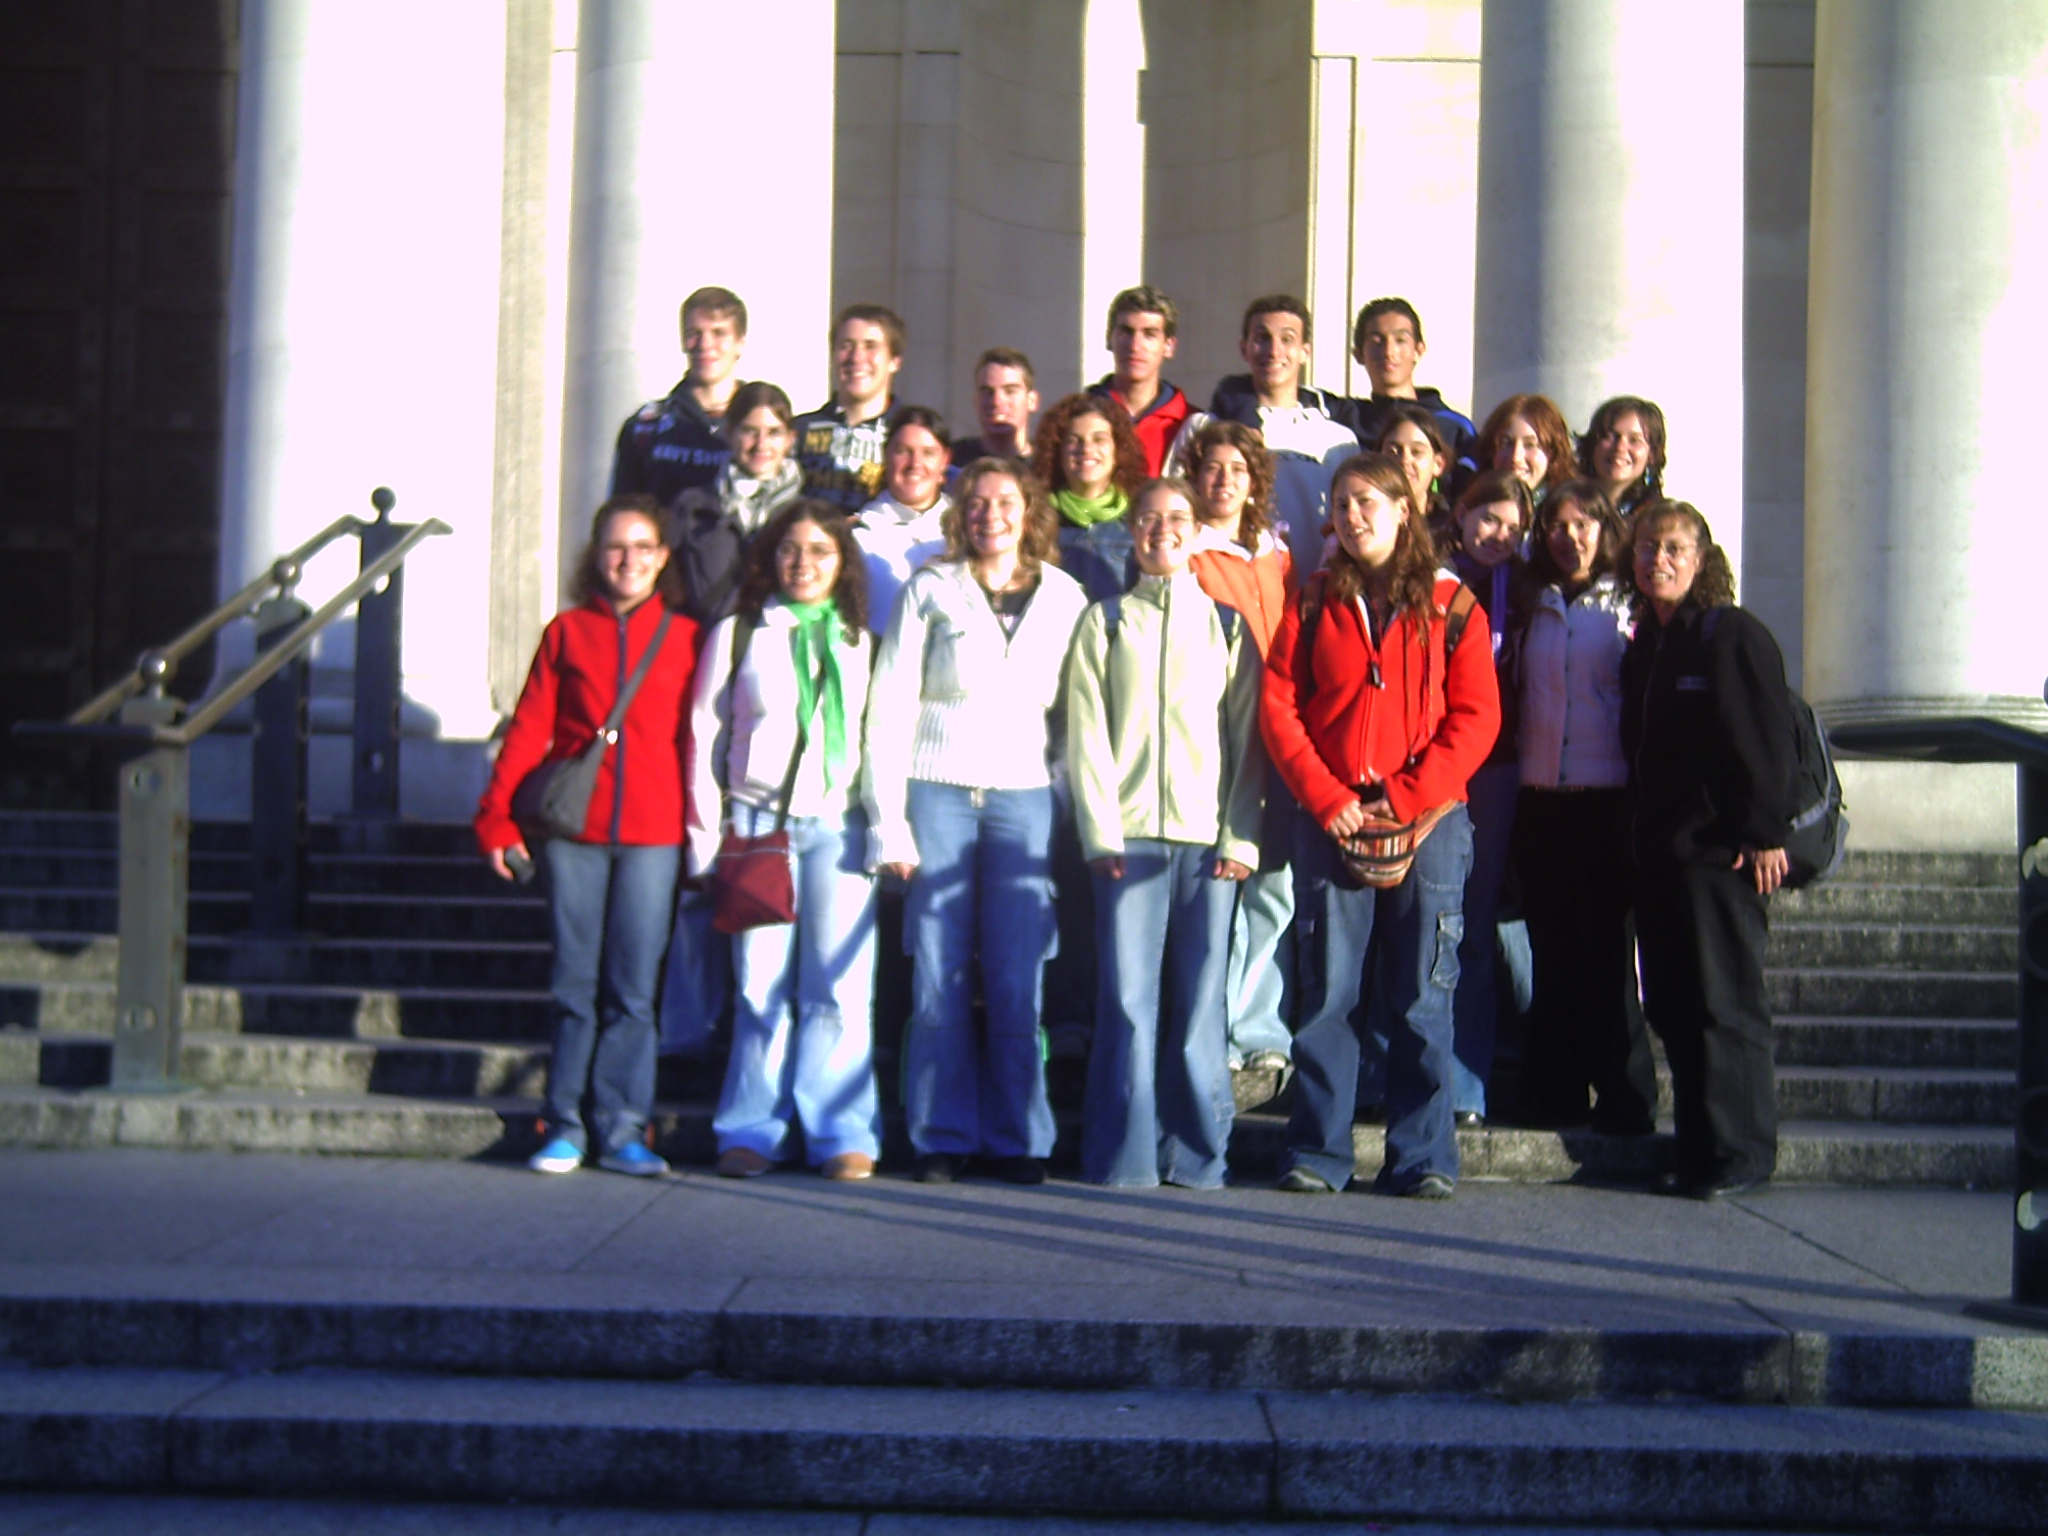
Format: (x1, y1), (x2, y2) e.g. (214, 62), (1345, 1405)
(1032, 394), (1148, 500)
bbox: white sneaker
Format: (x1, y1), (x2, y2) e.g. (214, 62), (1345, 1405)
(528, 1136), (583, 1175)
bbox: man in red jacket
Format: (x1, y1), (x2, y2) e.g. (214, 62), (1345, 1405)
(1089, 286), (1191, 475)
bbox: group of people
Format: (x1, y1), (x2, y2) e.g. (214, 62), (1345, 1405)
(474, 281), (1797, 1203)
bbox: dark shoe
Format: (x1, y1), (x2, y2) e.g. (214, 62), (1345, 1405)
(916, 1153), (961, 1184)
(1453, 1110), (1485, 1130)
(1277, 1165), (1337, 1193)
(715, 1147), (772, 1179)
(1399, 1171), (1457, 1200)
(989, 1155), (1047, 1186)
(1654, 1171), (1769, 1201)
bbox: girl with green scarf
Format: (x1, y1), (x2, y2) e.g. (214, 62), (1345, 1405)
(684, 500), (882, 1183)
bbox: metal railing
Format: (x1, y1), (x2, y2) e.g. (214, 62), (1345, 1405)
(11, 488), (450, 1092)
(1831, 712), (2048, 1320)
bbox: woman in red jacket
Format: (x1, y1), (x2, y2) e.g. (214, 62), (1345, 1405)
(1262, 452), (1499, 1198)
(475, 495), (700, 1177)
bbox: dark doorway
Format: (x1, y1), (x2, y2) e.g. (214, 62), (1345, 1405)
(0, 0), (237, 806)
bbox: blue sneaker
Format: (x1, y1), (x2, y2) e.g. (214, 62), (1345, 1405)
(528, 1136), (583, 1175)
(598, 1142), (670, 1178)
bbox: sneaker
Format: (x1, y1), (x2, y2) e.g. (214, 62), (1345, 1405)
(598, 1142), (670, 1178)
(1277, 1165), (1336, 1193)
(528, 1137), (583, 1175)
(1400, 1171), (1456, 1200)
(916, 1153), (961, 1184)
(1243, 1049), (1292, 1074)
(820, 1152), (875, 1182)
(1454, 1110), (1486, 1130)
(716, 1147), (773, 1179)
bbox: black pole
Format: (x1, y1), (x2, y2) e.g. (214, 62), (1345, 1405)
(352, 486), (408, 819)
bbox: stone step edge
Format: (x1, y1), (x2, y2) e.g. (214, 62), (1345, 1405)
(1, 1368), (2042, 1527)
(1, 1285), (2043, 1410)
(0, 1086), (2014, 1186)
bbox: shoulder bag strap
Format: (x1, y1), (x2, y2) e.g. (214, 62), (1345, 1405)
(769, 659), (827, 833)
(596, 609), (673, 747)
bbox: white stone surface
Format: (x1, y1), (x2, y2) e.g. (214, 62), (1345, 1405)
(1802, 0), (2048, 728)
(1473, 0), (1746, 568)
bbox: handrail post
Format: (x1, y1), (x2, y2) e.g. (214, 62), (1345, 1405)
(111, 659), (187, 1090)
(248, 562), (312, 937)
(2016, 761), (2048, 1305)
(351, 486), (408, 819)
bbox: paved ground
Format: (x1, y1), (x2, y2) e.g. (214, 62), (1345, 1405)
(0, 1501), (1948, 1534)
(0, 1148), (2022, 1342)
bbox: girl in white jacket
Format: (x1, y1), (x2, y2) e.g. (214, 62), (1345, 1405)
(689, 501), (882, 1180)
(1513, 479), (1657, 1134)
(862, 460), (1090, 1184)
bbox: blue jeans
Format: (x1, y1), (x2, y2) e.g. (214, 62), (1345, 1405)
(1450, 762), (1520, 1115)
(1083, 841), (1236, 1187)
(901, 780), (1058, 1158)
(658, 883), (730, 1057)
(715, 803), (881, 1164)
(541, 839), (681, 1154)
(1284, 802), (1474, 1192)
(1225, 764), (1298, 1061)
(1057, 518), (1136, 604)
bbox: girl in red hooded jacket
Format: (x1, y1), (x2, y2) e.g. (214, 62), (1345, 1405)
(1261, 451), (1499, 1198)
(475, 495), (699, 1178)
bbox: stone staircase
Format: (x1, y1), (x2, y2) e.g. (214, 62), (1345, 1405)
(0, 811), (2020, 1184)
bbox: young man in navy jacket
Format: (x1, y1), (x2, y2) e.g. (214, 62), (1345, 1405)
(1347, 297), (1479, 485)
(610, 286), (747, 503)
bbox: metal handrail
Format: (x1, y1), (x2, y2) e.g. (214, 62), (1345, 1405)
(61, 514), (373, 727)
(15, 518), (450, 751)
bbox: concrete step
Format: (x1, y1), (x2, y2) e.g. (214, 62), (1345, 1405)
(0, 1366), (2041, 1527)
(1768, 923), (2015, 971)
(1777, 1015), (2018, 1069)
(1776, 880), (2017, 925)
(0, 1085), (2012, 1186)
(1831, 848), (2012, 887)
(0, 851), (520, 900)
(0, 933), (555, 992)
(0, 978), (552, 1041)
(0, 813), (478, 857)
(1769, 966), (2016, 1019)
(4, 1272), (2044, 1409)
(0, 889), (552, 943)
(1776, 1065), (2015, 1126)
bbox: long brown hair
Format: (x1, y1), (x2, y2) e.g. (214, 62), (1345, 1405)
(1528, 477), (1627, 588)
(1032, 394), (1147, 499)
(1373, 402), (1451, 526)
(1477, 392), (1580, 495)
(1185, 417), (1275, 552)
(941, 459), (1063, 581)
(1629, 498), (1735, 615)
(569, 494), (686, 610)
(733, 499), (868, 641)
(1318, 452), (1440, 628)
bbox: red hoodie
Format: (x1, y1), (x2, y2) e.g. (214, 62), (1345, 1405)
(1092, 376), (1191, 477)
(475, 597), (700, 851)
(1260, 571), (1499, 828)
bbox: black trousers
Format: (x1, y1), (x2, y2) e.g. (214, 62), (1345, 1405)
(1513, 788), (1656, 1132)
(1633, 859), (1778, 1185)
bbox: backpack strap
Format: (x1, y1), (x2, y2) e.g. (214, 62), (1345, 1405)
(1441, 584), (1479, 658)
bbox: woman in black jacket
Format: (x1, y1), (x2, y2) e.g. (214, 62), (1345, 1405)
(1620, 499), (1793, 1200)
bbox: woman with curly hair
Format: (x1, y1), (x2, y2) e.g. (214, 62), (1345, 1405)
(1478, 393), (1579, 503)
(862, 459), (1091, 1184)
(1261, 452), (1499, 1198)
(1621, 499), (1793, 1200)
(1183, 419), (1297, 1077)
(1583, 395), (1667, 519)
(1032, 393), (1148, 602)
(686, 500), (882, 1182)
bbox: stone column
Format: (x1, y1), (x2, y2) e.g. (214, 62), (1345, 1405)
(1802, 0), (2048, 731)
(1472, 0), (1745, 567)
(559, 0), (836, 587)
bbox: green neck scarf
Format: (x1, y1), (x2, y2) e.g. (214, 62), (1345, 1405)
(785, 600), (850, 791)
(1052, 486), (1129, 528)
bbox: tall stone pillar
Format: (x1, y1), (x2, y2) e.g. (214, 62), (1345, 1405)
(560, 0), (836, 586)
(1472, 0), (1745, 568)
(1803, 0), (2048, 731)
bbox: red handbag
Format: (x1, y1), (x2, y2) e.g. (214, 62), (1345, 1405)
(710, 619), (815, 935)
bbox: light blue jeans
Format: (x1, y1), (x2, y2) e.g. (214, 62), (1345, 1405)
(1083, 841), (1236, 1188)
(901, 780), (1058, 1159)
(1284, 803), (1474, 1193)
(714, 803), (881, 1164)
(541, 839), (680, 1155)
(1225, 766), (1298, 1061)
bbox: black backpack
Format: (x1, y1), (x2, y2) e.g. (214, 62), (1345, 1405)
(1702, 608), (1848, 889)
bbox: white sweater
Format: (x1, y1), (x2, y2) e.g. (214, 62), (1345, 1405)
(1518, 575), (1633, 790)
(854, 489), (951, 638)
(686, 601), (874, 876)
(860, 559), (1090, 867)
